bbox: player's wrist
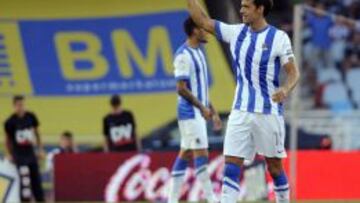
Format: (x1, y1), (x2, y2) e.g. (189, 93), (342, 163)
(282, 86), (290, 95)
(212, 113), (220, 120)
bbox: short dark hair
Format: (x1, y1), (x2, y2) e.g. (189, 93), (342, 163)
(13, 95), (24, 104)
(110, 94), (121, 107)
(183, 17), (197, 37)
(253, 0), (273, 17)
(62, 131), (73, 139)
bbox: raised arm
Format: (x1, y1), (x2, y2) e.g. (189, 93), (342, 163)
(337, 15), (359, 31)
(187, 0), (216, 34)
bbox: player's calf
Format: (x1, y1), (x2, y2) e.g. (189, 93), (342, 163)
(221, 156), (244, 203)
(168, 150), (191, 203)
(266, 158), (290, 203)
(193, 149), (217, 203)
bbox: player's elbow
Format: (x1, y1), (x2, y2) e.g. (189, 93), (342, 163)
(198, 19), (215, 34)
(285, 63), (301, 86)
(294, 66), (301, 85)
(177, 87), (187, 97)
(176, 83), (187, 96)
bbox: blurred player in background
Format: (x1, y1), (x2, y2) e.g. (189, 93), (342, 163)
(168, 17), (222, 203)
(187, 0), (300, 202)
(3, 95), (45, 202)
(306, 4), (360, 33)
(46, 131), (77, 201)
(46, 131), (77, 171)
(103, 95), (141, 152)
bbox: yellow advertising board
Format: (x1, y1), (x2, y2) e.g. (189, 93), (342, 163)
(0, 0), (235, 143)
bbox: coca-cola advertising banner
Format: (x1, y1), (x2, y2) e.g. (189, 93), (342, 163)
(54, 151), (360, 202)
(55, 152), (229, 202)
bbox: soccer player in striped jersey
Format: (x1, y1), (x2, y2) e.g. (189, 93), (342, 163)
(168, 17), (222, 203)
(187, 0), (300, 203)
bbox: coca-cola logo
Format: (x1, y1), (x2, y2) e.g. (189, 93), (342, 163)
(104, 154), (274, 202)
(104, 154), (225, 202)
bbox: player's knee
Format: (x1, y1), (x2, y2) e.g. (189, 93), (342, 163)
(266, 159), (283, 177)
(193, 149), (208, 158)
(225, 156), (244, 166)
(268, 166), (282, 178)
(179, 150), (192, 161)
(223, 156), (243, 180)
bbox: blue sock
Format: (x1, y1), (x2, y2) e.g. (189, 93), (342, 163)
(194, 156), (208, 174)
(194, 156), (216, 202)
(273, 170), (289, 190)
(223, 163), (241, 192)
(272, 171), (290, 203)
(171, 157), (188, 177)
(168, 157), (188, 203)
(221, 163), (241, 203)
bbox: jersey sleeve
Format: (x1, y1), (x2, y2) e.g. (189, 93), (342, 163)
(103, 117), (109, 136)
(215, 21), (242, 43)
(4, 120), (11, 135)
(278, 32), (295, 67)
(30, 112), (40, 127)
(128, 111), (136, 132)
(173, 53), (191, 81)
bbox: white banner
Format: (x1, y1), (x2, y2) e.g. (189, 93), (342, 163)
(0, 159), (20, 203)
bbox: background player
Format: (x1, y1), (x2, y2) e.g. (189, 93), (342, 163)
(103, 95), (141, 152)
(168, 17), (222, 203)
(46, 131), (77, 171)
(4, 95), (45, 202)
(186, 0), (300, 202)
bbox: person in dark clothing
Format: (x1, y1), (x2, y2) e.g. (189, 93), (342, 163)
(3, 95), (45, 202)
(103, 95), (141, 152)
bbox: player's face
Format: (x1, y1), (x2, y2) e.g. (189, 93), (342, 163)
(112, 104), (121, 111)
(14, 100), (25, 114)
(240, 0), (264, 24)
(60, 137), (73, 149)
(194, 27), (208, 43)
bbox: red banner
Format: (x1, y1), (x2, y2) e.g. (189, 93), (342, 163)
(54, 151), (360, 201)
(55, 152), (226, 202)
(291, 151), (360, 200)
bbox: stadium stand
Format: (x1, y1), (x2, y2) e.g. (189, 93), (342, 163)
(347, 68), (360, 107)
(302, 0), (360, 111)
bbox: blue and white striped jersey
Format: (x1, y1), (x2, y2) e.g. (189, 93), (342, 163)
(174, 43), (210, 120)
(215, 21), (295, 115)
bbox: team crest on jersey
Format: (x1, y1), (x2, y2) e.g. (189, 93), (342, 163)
(286, 49), (293, 56)
(262, 43), (269, 51)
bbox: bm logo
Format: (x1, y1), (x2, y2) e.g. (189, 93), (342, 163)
(0, 11), (211, 96)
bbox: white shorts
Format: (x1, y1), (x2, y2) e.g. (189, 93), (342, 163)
(224, 110), (286, 161)
(178, 117), (208, 150)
